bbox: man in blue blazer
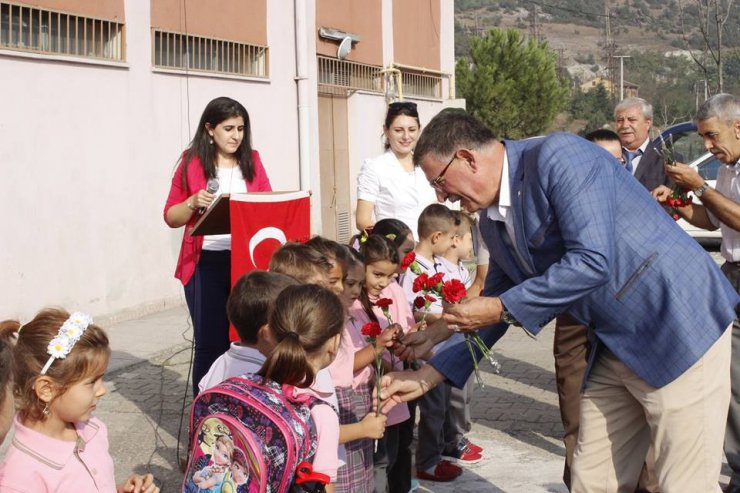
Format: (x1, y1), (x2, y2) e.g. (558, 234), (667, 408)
(380, 109), (738, 492)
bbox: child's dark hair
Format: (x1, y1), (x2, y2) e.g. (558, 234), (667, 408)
(0, 324), (15, 413)
(306, 236), (350, 278)
(372, 218), (413, 251)
(259, 285), (344, 388)
(227, 271), (299, 344)
(417, 203), (459, 239)
(6, 308), (110, 422)
(344, 245), (364, 269)
(584, 128), (621, 144)
(451, 210), (474, 236)
(269, 242), (332, 283)
(358, 235), (400, 324)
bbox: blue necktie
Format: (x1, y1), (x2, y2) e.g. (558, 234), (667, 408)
(624, 149), (642, 174)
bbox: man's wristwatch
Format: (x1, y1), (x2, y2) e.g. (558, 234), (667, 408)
(501, 305), (521, 326)
(693, 181), (710, 198)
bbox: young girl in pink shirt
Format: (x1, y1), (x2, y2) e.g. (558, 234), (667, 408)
(350, 235), (415, 493)
(259, 284), (345, 493)
(0, 308), (159, 493)
(329, 247), (390, 493)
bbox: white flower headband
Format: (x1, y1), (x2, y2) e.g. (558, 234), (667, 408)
(40, 312), (93, 375)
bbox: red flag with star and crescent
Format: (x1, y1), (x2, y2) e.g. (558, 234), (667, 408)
(229, 191), (311, 340)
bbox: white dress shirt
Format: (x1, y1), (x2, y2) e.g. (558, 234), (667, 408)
(707, 162), (740, 262)
(357, 150), (438, 240)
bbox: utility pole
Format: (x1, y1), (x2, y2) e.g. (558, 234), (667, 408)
(604, 0), (617, 99)
(614, 55), (631, 100)
(529, 4), (541, 42)
(556, 47), (566, 80)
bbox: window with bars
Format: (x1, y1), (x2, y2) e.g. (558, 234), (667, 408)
(153, 30), (268, 78)
(317, 55), (383, 94)
(0, 2), (124, 61)
(400, 69), (442, 99)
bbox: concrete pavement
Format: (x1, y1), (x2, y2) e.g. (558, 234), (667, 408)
(96, 305), (566, 492)
(93, 248), (731, 492)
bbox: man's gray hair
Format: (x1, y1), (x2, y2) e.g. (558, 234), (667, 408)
(695, 93), (740, 125)
(413, 108), (496, 166)
(614, 97), (653, 120)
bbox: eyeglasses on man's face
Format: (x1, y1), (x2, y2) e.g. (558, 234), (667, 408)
(429, 153), (458, 192)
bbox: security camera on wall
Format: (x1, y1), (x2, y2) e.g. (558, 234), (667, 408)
(337, 36), (352, 60)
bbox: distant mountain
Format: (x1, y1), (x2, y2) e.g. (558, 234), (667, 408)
(455, 0), (740, 63)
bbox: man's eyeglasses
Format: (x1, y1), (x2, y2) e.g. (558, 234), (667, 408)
(429, 153), (458, 192)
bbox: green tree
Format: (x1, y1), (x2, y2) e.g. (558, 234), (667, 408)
(570, 83), (614, 134)
(456, 28), (567, 138)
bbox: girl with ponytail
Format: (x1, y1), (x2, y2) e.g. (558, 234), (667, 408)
(258, 284), (345, 492)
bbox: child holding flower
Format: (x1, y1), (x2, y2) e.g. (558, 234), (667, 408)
(400, 203), (476, 482)
(349, 235), (414, 493)
(327, 247), (390, 493)
(435, 211), (485, 467)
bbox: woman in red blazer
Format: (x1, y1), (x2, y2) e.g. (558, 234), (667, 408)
(163, 97), (272, 395)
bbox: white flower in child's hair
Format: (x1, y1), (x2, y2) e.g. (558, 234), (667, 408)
(68, 312), (92, 330)
(60, 320), (84, 340)
(47, 335), (72, 359)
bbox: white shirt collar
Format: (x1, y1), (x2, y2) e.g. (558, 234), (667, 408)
(486, 149), (511, 222)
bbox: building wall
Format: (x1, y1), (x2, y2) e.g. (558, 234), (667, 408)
(1, 0), (455, 322)
(315, 0), (382, 66)
(151, 0), (267, 46)
(392, 0), (441, 71)
(0, 0), (299, 321)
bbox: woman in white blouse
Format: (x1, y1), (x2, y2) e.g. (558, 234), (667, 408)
(355, 102), (438, 239)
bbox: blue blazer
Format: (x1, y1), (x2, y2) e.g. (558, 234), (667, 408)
(430, 133), (738, 389)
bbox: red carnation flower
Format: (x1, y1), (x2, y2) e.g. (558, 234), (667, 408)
(400, 251), (416, 272)
(426, 272), (445, 291)
(441, 279), (467, 304)
(375, 298), (393, 309)
(412, 273), (429, 293)
(413, 296), (426, 309)
(424, 294), (437, 303)
(361, 322), (382, 338)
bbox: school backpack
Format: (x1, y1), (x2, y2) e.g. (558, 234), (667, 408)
(182, 374), (329, 493)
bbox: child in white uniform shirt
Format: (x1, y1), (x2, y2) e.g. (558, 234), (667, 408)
(199, 271), (298, 392)
(437, 212), (485, 464)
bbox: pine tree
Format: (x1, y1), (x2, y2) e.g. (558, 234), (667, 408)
(456, 28), (567, 139)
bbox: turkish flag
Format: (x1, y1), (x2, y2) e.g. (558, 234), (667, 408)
(229, 191), (311, 340)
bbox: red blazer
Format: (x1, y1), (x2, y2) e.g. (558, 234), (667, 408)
(163, 150), (272, 285)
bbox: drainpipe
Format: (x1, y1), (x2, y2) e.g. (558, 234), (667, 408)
(294, 0), (310, 191)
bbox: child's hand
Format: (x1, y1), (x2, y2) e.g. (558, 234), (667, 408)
(410, 320), (427, 333)
(118, 473), (159, 493)
(376, 324), (401, 351)
(360, 412), (387, 439)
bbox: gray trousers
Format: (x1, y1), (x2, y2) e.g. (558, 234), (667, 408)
(722, 261), (740, 487)
(446, 374), (474, 445)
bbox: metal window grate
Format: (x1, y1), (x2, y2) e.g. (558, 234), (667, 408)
(317, 55), (383, 93)
(153, 29), (268, 78)
(0, 1), (124, 60)
(336, 210), (351, 244)
(400, 69), (442, 99)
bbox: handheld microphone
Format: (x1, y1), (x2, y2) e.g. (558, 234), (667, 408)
(200, 178), (220, 213)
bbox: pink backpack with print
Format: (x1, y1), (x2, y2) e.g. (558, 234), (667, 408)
(182, 375), (329, 493)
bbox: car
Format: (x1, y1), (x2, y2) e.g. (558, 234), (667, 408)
(653, 122), (721, 243)
(675, 151), (721, 241)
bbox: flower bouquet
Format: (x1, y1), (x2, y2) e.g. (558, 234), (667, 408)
(411, 272), (445, 328)
(440, 279), (502, 390)
(654, 134), (692, 220)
